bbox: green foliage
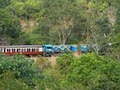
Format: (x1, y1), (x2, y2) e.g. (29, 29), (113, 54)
(0, 71), (32, 90)
(57, 53), (120, 90)
(0, 55), (41, 88)
(0, 9), (21, 37)
(33, 57), (51, 72)
(0, 55), (34, 78)
(34, 0), (87, 44)
(0, 52), (120, 90)
(0, 0), (120, 89)
(6, 0), (42, 19)
(0, 0), (11, 8)
(57, 53), (75, 74)
(0, 8), (23, 44)
(26, 33), (45, 45)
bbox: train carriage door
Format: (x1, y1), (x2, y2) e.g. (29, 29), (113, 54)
(39, 47), (43, 52)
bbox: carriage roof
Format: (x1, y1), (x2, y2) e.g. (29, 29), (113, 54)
(0, 45), (42, 48)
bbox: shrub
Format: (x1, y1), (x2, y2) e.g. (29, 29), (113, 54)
(57, 53), (75, 74)
(0, 55), (36, 79)
(0, 55), (41, 88)
(57, 53), (120, 90)
(0, 71), (32, 90)
(33, 57), (51, 72)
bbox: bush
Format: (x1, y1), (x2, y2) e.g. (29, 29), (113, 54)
(0, 71), (32, 90)
(1, 53), (120, 90)
(0, 55), (41, 88)
(57, 53), (75, 74)
(0, 55), (36, 79)
(57, 53), (120, 90)
(33, 57), (51, 72)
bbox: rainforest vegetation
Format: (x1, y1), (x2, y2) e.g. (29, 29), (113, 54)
(0, 0), (120, 90)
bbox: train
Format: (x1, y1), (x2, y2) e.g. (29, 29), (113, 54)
(0, 45), (79, 56)
(1, 43), (117, 56)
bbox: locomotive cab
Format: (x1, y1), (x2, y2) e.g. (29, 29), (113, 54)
(43, 45), (54, 56)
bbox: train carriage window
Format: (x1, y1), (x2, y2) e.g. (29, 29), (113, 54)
(10, 48), (12, 52)
(30, 48), (32, 52)
(1, 49), (3, 52)
(32, 49), (35, 52)
(35, 48), (38, 52)
(8, 49), (10, 52)
(9, 49), (11, 52)
(7, 49), (9, 52)
(34, 48), (36, 52)
(20, 48), (22, 52)
(29, 48), (31, 52)
(1, 48), (3, 52)
(29, 49), (31, 52)
(24, 49), (27, 52)
(17, 49), (19, 52)
(15, 48), (18, 52)
(24, 48), (26, 52)
(13, 49), (15, 52)
(27, 49), (28, 52)
(27, 49), (30, 52)
(21, 49), (24, 52)
(0, 48), (1, 52)
(31, 49), (33, 52)
(18, 49), (20, 52)
(24, 49), (26, 52)
(37, 48), (39, 52)
(16, 49), (19, 52)
(4, 48), (6, 52)
(7, 49), (10, 52)
(22, 48), (25, 52)
(12, 49), (15, 52)
(23, 49), (25, 52)
(19, 49), (21, 52)
(20, 49), (21, 52)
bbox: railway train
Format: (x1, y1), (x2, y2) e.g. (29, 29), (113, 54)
(0, 45), (79, 56)
(1, 43), (116, 56)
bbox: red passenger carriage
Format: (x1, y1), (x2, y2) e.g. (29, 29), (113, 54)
(0, 45), (44, 56)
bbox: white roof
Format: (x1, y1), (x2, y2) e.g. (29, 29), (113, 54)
(0, 45), (42, 48)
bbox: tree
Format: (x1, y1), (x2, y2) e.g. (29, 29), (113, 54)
(6, 0), (42, 19)
(35, 0), (87, 44)
(0, 0), (11, 8)
(57, 53), (120, 90)
(26, 33), (45, 45)
(0, 9), (22, 45)
(0, 55), (42, 88)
